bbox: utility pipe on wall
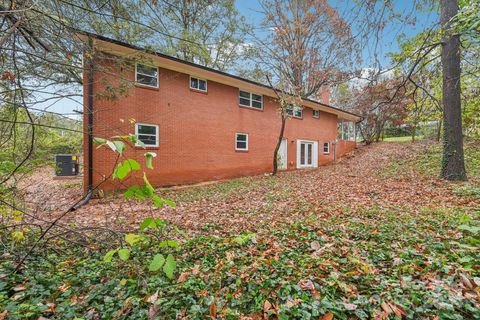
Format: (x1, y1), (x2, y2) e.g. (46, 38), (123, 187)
(72, 36), (94, 210)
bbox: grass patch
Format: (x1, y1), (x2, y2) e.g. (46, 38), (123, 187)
(383, 135), (423, 143)
(385, 139), (480, 184)
(453, 184), (480, 199)
(416, 140), (479, 179)
(161, 175), (280, 203)
(62, 181), (82, 189)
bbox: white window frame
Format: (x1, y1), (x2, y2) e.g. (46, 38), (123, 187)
(135, 123), (159, 147)
(135, 63), (159, 88)
(286, 105), (303, 119)
(313, 110), (320, 118)
(239, 90), (263, 110)
(338, 121), (356, 141)
(323, 142), (330, 154)
(235, 132), (249, 151)
(189, 76), (208, 92)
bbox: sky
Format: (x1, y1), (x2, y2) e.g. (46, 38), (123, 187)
(39, 0), (438, 118)
(236, 0), (438, 67)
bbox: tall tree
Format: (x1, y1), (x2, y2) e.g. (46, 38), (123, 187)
(440, 0), (467, 180)
(58, 0), (153, 43)
(147, 0), (251, 71)
(336, 79), (409, 144)
(256, 0), (357, 174)
(390, 1), (479, 144)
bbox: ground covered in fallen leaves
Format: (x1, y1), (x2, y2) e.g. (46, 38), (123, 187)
(2, 140), (479, 319)
(21, 140), (479, 236)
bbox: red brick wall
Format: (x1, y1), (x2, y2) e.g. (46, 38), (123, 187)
(335, 140), (357, 159)
(84, 57), (356, 190)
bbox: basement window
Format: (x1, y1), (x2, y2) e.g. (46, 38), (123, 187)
(235, 133), (248, 151)
(190, 76), (207, 92)
(313, 110), (320, 118)
(323, 142), (330, 154)
(286, 105), (303, 118)
(135, 63), (159, 88)
(239, 90), (263, 110)
(136, 123), (159, 147)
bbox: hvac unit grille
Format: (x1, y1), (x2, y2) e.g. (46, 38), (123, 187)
(54, 154), (79, 176)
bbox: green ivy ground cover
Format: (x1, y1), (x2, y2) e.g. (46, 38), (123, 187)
(1, 204), (479, 319)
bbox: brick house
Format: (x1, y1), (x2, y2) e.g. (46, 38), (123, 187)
(81, 33), (360, 191)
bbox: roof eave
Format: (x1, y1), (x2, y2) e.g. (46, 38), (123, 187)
(77, 31), (361, 122)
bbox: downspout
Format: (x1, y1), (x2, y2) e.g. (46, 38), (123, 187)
(72, 37), (94, 210)
(333, 140), (337, 162)
(86, 36), (94, 196)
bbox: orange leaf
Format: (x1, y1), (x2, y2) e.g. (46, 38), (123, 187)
(381, 301), (392, 315)
(320, 312), (334, 320)
(264, 300), (272, 312)
(177, 272), (191, 283)
(209, 300), (217, 319)
(46, 302), (56, 312)
(192, 264), (200, 275)
(387, 302), (407, 317)
(459, 273), (473, 289)
(298, 279), (315, 291)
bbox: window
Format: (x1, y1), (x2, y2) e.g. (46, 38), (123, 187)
(135, 64), (158, 88)
(313, 110), (320, 118)
(300, 142), (313, 166)
(338, 121), (356, 141)
(239, 90), (263, 110)
(323, 142), (330, 154)
(235, 133), (248, 151)
(135, 123), (159, 147)
(190, 76), (207, 92)
(286, 105), (303, 118)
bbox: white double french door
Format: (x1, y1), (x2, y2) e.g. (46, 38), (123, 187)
(296, 140), (318, 169)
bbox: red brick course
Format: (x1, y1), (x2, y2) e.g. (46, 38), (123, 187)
(84, 58), (356, 191)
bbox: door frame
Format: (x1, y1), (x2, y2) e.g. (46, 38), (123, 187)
(278, 138), (288, 170)
(296, 139), (318, 169)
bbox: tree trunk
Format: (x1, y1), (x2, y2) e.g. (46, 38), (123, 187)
(272, 113), (287, 175)
(412, 126), (416, 142)
(440, 0), (467, 180)
(436, 120), (442, 142)
(375, 123), (383, 143)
